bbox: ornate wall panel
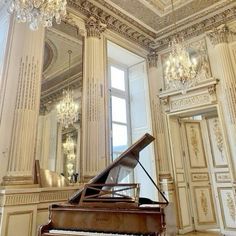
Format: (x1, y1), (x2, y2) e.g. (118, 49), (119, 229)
(207, 118), (228, 167)
(191, 173), (209, 182)
(185, 122), (207, 168)
(5, 211), (33, 236)
(178, 187), (192, 228)
(218, 188), (236, 230)
(194, 187), (217, 225)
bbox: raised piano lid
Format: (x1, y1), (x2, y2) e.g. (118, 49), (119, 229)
(69, 133), (168, 205)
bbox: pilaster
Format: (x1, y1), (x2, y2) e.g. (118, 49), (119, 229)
(0, 18), (45, 185)
(81, 16), (107, 181)
(147, 51), (173, 189)
(207, 24), (236, 181)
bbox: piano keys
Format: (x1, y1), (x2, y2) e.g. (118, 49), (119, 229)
(39, 133), (170, 236)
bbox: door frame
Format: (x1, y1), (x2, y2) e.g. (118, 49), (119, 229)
(166, 104), (224, 234)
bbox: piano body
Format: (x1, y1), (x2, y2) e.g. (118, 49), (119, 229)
(38, 133), (169, 236)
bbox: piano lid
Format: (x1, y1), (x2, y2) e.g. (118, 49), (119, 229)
(69, 133), (159, 204)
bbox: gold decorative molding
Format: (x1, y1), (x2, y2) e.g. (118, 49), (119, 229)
(200, 190), (208, 216)
(190, 125), (200, 159)
(226, 192), (236, 222)
(212, 118), (224, 156)
(85, 16), (106, 38)
(192, 173), (209, 182)
(147, 51), (158, 68)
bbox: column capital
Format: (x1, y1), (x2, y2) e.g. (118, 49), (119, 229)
(207, 24), (230, 46)
(147, 51), (158, 68)
(85, 16), (106, 38)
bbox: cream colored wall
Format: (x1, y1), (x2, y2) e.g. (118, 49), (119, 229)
(155, 19), (236, 235)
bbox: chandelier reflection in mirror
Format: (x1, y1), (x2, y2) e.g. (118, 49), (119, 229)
(63, 135), (75, 155)
(8, 0), (67, 30)
(57, 50), (79, 128)
(63, 135), (76, 181)
(165, 0), (199, 94)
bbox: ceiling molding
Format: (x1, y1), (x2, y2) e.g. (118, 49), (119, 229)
(67, 0), (236, 51)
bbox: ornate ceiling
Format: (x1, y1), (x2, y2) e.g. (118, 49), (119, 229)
(67, 0), (236, 50)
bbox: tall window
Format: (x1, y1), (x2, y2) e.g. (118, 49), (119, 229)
(109, 64), (131, 160)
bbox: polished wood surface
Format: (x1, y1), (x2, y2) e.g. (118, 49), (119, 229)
(39, 134), (169, 236)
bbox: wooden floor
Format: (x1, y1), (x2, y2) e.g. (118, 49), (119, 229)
(178, 231), (220, 236)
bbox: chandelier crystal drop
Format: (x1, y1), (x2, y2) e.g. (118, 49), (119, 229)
(165, 37), (198, 94)
(8, 0), (67, 30)
(56, 89), (79, 128)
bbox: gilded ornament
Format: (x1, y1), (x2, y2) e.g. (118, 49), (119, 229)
(200, 190), (208, 216)
(190, 126), (199, 159)
(226, 192), (236, 222)
(212, 118), (224, 158)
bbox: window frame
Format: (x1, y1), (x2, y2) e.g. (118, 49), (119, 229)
(108, 60), (132, 161)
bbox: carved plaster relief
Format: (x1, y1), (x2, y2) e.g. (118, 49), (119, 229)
(171, 93), (211, 112)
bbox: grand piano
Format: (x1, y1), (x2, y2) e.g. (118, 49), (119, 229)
(38, 133), (171, 236)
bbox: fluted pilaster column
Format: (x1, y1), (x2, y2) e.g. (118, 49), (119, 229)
(147, 52), (173, 196)
(207, 25), (236, 181)
(81, 16), (106, 181)
(0, 19), (44, 185)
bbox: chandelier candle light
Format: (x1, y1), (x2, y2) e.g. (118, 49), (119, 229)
(165, 0), (199, 94)
(7, 0), (67, 30)
(57, 50), (79, 128)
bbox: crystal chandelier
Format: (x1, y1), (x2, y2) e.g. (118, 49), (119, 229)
(8, 0), (67, 30)
(165, 0), (199, 94)
(63, 135), (75, 155)
(57, 50), (79, 128)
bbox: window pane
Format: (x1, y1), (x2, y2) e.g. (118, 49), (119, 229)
(112, 123), (128, 156)
(112, 96), (127, 123)
(111, 66), (125, 91)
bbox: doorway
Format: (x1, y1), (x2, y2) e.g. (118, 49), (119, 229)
(168, 111), (221, 234)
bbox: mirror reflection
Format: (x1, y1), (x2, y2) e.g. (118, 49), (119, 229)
(36, 22), (83, 183)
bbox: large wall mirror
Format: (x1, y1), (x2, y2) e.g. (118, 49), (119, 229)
(36, 21), (83, 183)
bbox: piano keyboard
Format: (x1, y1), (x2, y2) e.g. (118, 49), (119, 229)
(49, 230), (144, 235)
